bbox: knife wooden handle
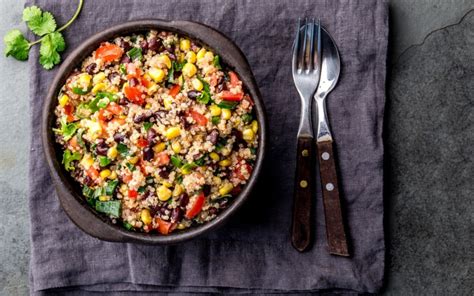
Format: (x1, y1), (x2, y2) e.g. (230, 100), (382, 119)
(317, 140), (350, 256)
(291, 136), (315, 252)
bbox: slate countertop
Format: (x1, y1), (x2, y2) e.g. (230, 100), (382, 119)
(0, 0), (472, 294)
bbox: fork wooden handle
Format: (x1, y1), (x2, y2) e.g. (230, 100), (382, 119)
(317, 140), (349, 256)
(291, 136), (315, 252)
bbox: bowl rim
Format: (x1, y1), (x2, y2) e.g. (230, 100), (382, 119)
(41, 19), (267, 244)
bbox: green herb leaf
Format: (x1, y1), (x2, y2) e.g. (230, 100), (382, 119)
(72, 86), (91, 95)
(211, 116), (220, 125)
(170, 155), (183, 168)
(53, 118), (78, 141)
(4, 30), (30, 61)
(127, 47), (142, 61)
(39, 32), (65, 69)
(76, 129), (85, 147)
(96, 92), (118, 102)
(180, 162), (197, 174)
(137, 186), (146, 193)
(62, 150), (81, 171)
(250, 147), (257, 155)
(97, 98), (109, 109)
(125, 162), (136, 171)
(22, 6), (57, 36)
(82, 185), (94, 199)
(105, 180), (119, 196)
(116, 143), (129, 156)
(242, 113), (253, 124)
(75, 104), (91, 118)
(95, 200), (121, 217)
(87, 97), (100, 111)
(120, 64), (127, 74)
(194, 155), (207, 166)
(143, 122), (153, 131)
(167, 63), (175, 83)
(98, 156), (111, 167)
(123, 221), (134, 230)
(213, 55), (222, 70)
(217, 100), (239, 109)
(197, 91), (210, 105)
(176, 175), (183, 184)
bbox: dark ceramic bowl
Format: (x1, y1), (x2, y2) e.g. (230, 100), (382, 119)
(42, 19), (266, 244)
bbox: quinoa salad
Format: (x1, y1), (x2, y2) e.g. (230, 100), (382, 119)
(53, 30), (259, 235)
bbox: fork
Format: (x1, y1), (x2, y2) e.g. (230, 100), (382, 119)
(291, 18), (321, 252)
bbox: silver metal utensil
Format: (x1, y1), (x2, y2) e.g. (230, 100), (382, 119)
(291, 18), (321, 252)
(314, 27), (349, 257)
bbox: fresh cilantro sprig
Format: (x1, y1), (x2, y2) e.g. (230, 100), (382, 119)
(3, 0), (83, 70)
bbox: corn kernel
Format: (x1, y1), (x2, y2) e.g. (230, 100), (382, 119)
(251, 120), (259, 133)
(107, 146), (118, 159)
(221, 147), (231, 156)
(153, 142), (166, 153)
(182, 63), (197, 77)
(59, 95), (69, 107)
(109, 171), (118, 180)
(209, 105), (221, 116)
(177, 52), (185, 63)
(93, 72), (106, 85)
(180, 166), (193, 175)
(129, 156), (139, 164)
(163, 97), (173, 110)
(219, 183), (234, 195)
(242, 128), (255, 141)
(91, 82), (107, 94)
(191, 78), (203, 91)
(177, 223), (186, 230)
(219, 159), (231, 167)
(99, 195), (110, 202)
(179, 38), (191, 51)
(148, 67), (166, 82)
(147, 84), (159, 95)
(171, 141), (181, 154)
(119, 184), (128, 195)
(165, 126), (181, 140)
(209, 152), (220, 161)
(186, 51), (197, 63)
(196, 48), (207, 61)
(178, 75), (184, 86)
(157, 185), (172, 201)
(78, 73), (92, 87)
(158, 55), (172, 69)
(141, 209), (152, 225)
(221, 109), (231, 120)
(163, 181), (173, 188)
(204, 51), (214, 61)
(145, 103), (152, 109)
(173, 184), (184, 197)
(213, 176), (222, 185)
(80, 154), (94, 169)
(100, 169), (111, 179)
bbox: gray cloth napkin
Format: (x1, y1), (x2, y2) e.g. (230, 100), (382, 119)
(28, 0), (388, 294)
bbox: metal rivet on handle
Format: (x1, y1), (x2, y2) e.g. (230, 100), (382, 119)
(322, 152), (330, 160)
(302, 149), (309, 157)
(300, 180), (308, 188)
(326, 183), (334, 191)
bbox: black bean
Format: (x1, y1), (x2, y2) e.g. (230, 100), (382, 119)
(143, 147), (154, 161)
(143, 190), (152, 200)
(120, 40), (131, 52)
(202, 185), (211, 196)
(231, 129), (245, 147)
(219, 199), (229, 209)
(178, 193), (189, 208)
(187, 90), (201, 100)
(83, 175), (94, 186)
(133, 113), (146, 123)
(118, 97), (128, 105)
(113, 133), (125, 143)
(147, 37), (160, 52)
(140, 40), (148, 54)
(158, 167), (170, 179)
(207, 129), (219, 144)
(167, 52), (176, 60)
(208, 207), (218, 216)
(129, 77), (139, 87)
(120, 55), (131, 64)
(96, 140), (108, 156)
(171, 208), (183, 223)
(108, 72), (119, 82)
(85, 63), (97, 75)
(147, 128), (157, 144)
(217, 76), (225, 92)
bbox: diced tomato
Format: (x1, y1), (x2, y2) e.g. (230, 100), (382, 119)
(68, 136), (80, 150)
(86, 167), (99, 180)
(185, 192), (205, 219)
(229, 71), (240, 88)
(221, 91), (243, 101)
(189, 109), (208, 126)
(109, 117), (126, 126)
(154, 218), (176, 235)
(122, 173), (133, 183)
(137, 159), (147, 175)
(95, 44), (124, 62)
(156, 152), (170, 166)
(124, 86), (145, 105)
(64, 104), (75, 122)
(137, 138), (149, 148)
(128, 189), (138, 199)
(232, 162), (253, 181)
(141, 76), (153, 88)
(106, 102), (122, 115)
(126, 63), (142, 79)
(169, 84), (181, 98)
(98, 109), (109, 122)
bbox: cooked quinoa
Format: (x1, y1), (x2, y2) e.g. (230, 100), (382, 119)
(53, 30), (259, 234)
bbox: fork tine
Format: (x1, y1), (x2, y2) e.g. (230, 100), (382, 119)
(317, 19), (321, 69)
(309, 18), (315, 71)
(293, 18), (302, 70)
(301, 18), (308, 70)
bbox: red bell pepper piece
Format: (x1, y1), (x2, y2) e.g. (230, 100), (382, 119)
(185, 192), (205, 219)
(189, 109), (208, 126)
(169, 84), (181, 98)
(124, 86), (145, 105)
(95, 44), (124, 62)
(221, 91), (243, 101)
(128, 189), (138, 199)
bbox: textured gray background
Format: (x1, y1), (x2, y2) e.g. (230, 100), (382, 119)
(0, 0), (472, 295)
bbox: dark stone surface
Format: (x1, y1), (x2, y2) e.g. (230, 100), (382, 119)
(384, 10), (473, 295)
